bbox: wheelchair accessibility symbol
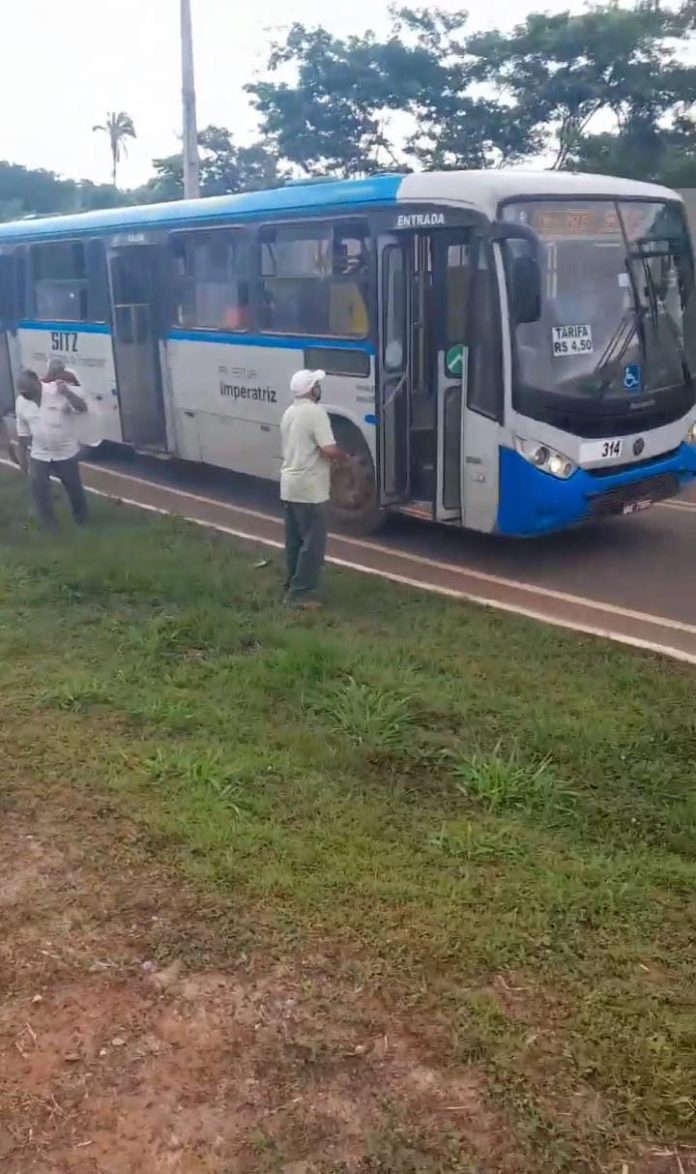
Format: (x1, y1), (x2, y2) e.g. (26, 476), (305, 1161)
(623, 363), (642, 393)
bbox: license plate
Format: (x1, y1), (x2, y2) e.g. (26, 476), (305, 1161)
(581, 437), (623, 462)
(622, 499), (653, 515)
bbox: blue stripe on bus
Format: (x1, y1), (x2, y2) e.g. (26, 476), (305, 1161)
(17, 319), (376, 355)
(0, 175), (404, 242)
(167, 329), (375, 352)
(18, 320), (111, 335)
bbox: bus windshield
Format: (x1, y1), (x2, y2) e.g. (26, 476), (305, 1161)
(503, 199), (696, 410)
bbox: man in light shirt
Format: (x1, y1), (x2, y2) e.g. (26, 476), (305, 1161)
(280, 369), (344, 608)
(15, 368), (89, 530)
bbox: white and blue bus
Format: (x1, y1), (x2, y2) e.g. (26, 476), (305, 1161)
(1, 169), (695, 536)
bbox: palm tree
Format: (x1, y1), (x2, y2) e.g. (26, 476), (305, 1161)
(92, 112), (136, 186)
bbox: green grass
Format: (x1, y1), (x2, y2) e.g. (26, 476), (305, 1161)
(0, 471), (695, 1171)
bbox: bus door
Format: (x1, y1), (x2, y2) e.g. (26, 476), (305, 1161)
(0, 333), (13, 419)
(432, 231), (472, 523)
(434, 231), (503, 532)
(377, 229), (466, 517)
(108, 245), (167, 449)
(0, 254), (17, 417)
(376, 235), (411, 504)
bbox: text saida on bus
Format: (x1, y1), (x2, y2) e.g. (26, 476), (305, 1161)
(0, 169), (695, 536)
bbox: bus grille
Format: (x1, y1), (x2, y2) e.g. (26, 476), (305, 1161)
(588, 474), (679, 518)
(587, 448), (679, 478)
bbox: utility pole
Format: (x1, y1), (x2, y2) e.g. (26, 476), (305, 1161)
(180, 0), (200, 198)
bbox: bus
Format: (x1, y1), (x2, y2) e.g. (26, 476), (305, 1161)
(1, 169), (695, 536)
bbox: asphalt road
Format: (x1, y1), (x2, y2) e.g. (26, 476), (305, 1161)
(76, 448), (696, 664)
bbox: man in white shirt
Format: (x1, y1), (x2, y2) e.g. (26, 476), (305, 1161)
(280, 369), (343, 607)
(45, 358), (106, 452)
(15, 368), (89, 530)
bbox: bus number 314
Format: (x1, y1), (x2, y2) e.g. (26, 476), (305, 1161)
(51, 331), (78, 353)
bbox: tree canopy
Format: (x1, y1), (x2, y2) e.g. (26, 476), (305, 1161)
(2, 0), (696, 222)
(142, 125), (285, 203)
(0, 161), (132, 222)
(248, 1), (696, 180)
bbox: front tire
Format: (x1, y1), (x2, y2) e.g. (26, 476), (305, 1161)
(328, 417), (382, 536)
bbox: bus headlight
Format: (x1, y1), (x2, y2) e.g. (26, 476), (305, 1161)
(515, 437), (577, 480)
(686, 421), (696, 446)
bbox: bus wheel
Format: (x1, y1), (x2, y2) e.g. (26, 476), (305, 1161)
(328, 418), (382, 536)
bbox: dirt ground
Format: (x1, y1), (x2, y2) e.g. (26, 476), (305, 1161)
(1, 785), (692, 1174)
(0, 781), (509, 1174)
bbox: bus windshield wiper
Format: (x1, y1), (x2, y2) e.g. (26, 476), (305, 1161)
(614, 212), (651, 379)
(623, 258), (648, 360)
(631, 239), (693, 386)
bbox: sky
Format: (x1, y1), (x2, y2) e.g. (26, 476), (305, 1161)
(1, 0), (588, 188)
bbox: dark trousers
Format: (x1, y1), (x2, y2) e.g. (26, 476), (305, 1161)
(283, 501), (327, 601)
(30, 456), (89, 530)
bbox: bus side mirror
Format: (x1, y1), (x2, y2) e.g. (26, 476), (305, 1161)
(510, 252), (541, 325)
(491, 222), (542, 325)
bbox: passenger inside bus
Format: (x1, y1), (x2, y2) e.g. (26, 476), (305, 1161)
(328, 279), (368, 336)
(222, 285), (250, 330)
(328, 238), (369, 337)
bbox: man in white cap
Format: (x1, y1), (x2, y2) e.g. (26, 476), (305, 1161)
(280, 369), (343, 607)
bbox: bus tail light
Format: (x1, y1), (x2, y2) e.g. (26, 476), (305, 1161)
(515, 438), (577, 480)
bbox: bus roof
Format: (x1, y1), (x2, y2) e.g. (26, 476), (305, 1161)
(0, 169), (680, 243)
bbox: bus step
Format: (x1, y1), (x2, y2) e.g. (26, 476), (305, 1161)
(134, 447), (172, 460)
(395, 501), (432, 520)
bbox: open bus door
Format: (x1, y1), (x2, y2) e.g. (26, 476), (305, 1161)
(0, 253), (17, 418)
(376, 235), (411, 505)
(108, 245), (167, 450)
(456, 235), (505, 534)
(431, 228), (502, 529)
(376, 224), (503, 530)
(432, 230), (472, 524)
(377, 226), (479, 525)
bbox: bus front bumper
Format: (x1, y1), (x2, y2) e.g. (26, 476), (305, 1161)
(496, 443), (696, 537)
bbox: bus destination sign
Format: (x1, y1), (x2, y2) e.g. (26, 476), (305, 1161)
(531, 206), (649, 239)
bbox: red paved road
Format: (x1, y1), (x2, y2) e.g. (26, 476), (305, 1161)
(79, 453), (696, 664)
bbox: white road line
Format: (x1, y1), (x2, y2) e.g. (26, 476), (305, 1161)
(657, 499), (696, 513)
(339, 539), (696, 635)
(88, 460), (696, 524)
(5, 458), (695, 641)
(86, 488), (696, 667)
(86, 463), (278, 522)
(82, 463), (696, 637)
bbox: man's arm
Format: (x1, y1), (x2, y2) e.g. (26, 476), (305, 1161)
(319, 442), (344, 460)
(17, 436), (30, 474)
(313, 408), (344, 462)
(15, 408), (31, 473)
(57, 381), (88, 413)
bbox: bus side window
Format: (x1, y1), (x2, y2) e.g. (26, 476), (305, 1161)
(260, 223), (329, 334)
(260, 220), (369, 339)
(329, 225), (369, 337)
(86, 239), (109, 323)
(0, 255), (14, 326)
(446, 242), (470, 348)
(467, 246), (503, 421)
(16, 247), (27, 321)
(383, 246), (406, 371)
(169, 229), (250, 332)
(31, 241), (89, 323)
